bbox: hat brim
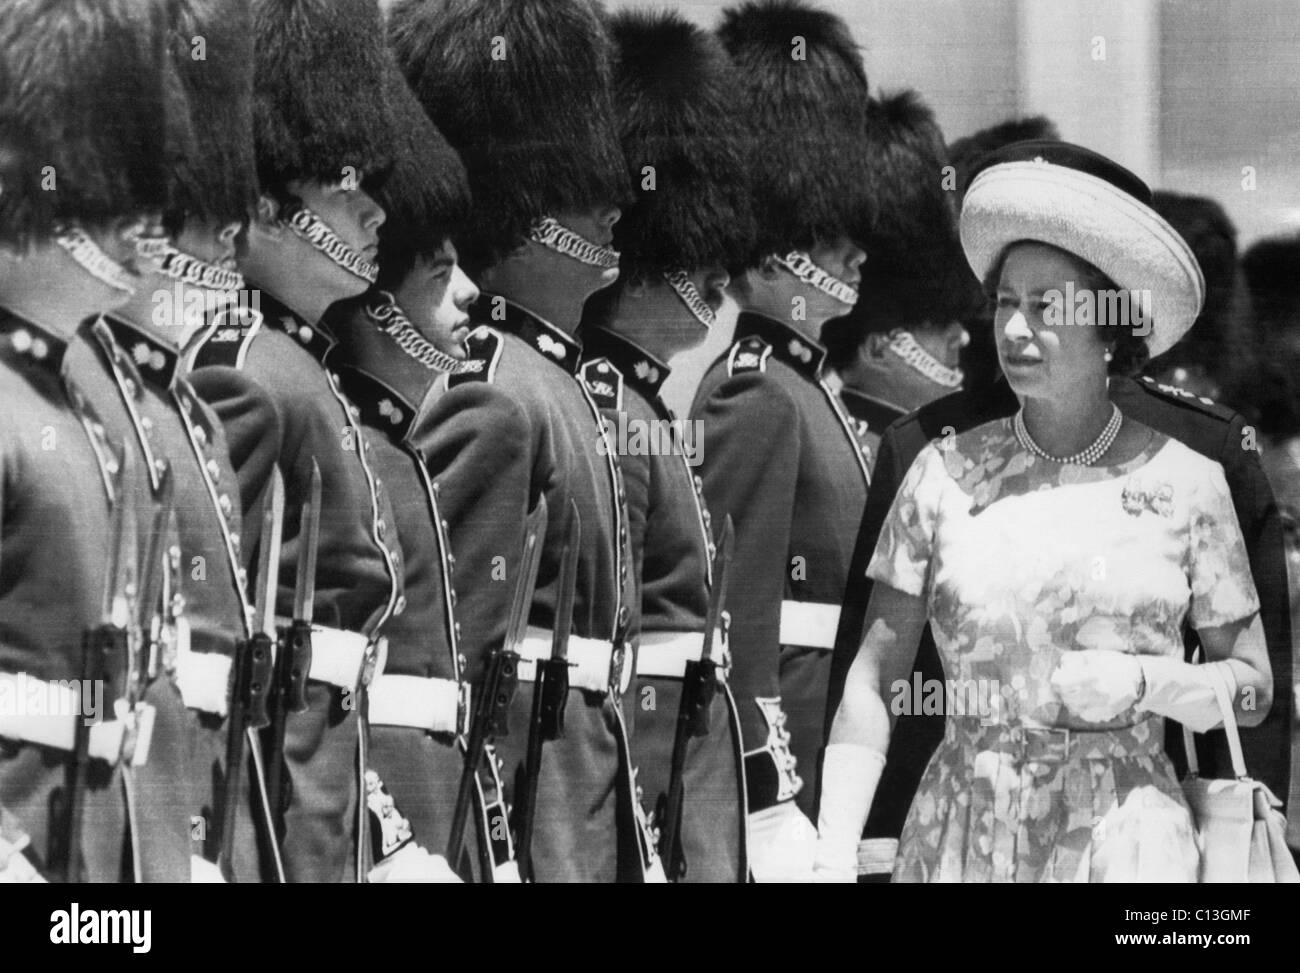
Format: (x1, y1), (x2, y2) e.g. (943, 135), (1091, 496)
(960, 160), (1204, 359)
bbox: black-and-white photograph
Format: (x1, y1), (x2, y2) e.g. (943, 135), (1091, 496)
(2, 0), (1299, 942)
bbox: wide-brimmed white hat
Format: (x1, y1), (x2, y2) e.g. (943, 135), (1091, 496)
(960, 140), (1204, 359)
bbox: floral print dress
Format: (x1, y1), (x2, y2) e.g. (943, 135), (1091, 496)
(867, 418), (1260, 882)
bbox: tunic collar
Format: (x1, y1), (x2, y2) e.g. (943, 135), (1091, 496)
(734, 312), (827, 378)
(472, 293), (582, 375)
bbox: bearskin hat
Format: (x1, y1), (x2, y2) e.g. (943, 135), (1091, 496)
(389, 0), (630, 269)
(605, 9), (754, 282)
(164, 0), (259, 228)
(250, 0), (395, 192)
(370, 55), (471, 286)
(948, 115), (1061, 196)
(0, 0), (171, 248)
(1243, 233), (1300, 331)
(716, 0), (872, 262)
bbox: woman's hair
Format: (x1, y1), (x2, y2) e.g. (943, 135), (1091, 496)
(983, 241), (1150, 377)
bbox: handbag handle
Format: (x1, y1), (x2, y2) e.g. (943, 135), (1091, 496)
(1181, 659), (1249, 781)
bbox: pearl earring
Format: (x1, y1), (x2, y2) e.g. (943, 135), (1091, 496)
(1104, 349), (1113, 363)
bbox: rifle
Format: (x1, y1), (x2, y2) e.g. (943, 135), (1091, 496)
(446, 496), (548, 872)
(658, 515), (735, 881)
(265, 460), (319, 832)
(219, 467), (281, 881)
(516, 501), (579, 882)
(53, 450), (136, 883)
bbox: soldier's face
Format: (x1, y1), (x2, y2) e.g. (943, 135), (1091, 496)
(629, 264), (729, 349)
(287, 178), (385, 300)
(391, 239), (480, 358)
(80, 212), (167, 306)
(176, 217), (242, 268)
(993, 241), (1110, 401)
(806, 235), (866, 326)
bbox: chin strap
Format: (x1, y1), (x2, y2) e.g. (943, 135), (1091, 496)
(137, 238), (245, 293)
(529, 216), (620, 270)
(663, 269), (717, 329)
(55, 225), (139, 295)
(887, 328), (963, 389)
(282, 203), (378, 284)
(773, 251), (859, 308)
(366, 292), (477, 375)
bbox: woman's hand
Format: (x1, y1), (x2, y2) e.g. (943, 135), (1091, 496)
(1050, 649), (1144, 723)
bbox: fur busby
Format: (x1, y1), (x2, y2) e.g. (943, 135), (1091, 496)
(948, 115), (1060, 196)
(389, 0), (630, 268)
(1243, 233), (1300, 331)
(0, 0), (170, 248)
(164, 0), (259, 228)
(370, 56), (471, 286)
(823, 91), (983, 361)
(250, 0), (395, 192)
(606, 10), (754, 281)
(716, 0), (872, 262)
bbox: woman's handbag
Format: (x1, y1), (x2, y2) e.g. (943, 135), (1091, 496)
(1179, 661), (1300, 883)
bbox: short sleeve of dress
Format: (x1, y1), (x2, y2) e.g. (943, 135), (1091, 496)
(866, 443), (945, 598)
(1187, 460), (1261, 629)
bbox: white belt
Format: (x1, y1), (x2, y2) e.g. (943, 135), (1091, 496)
(634, 629), (728, 680)
(517, 626), (630, 696)
(778, 600), (841, 650)
(309, 625), (374, 689)
(173, 619), (233, 716)
(368, 674), (465, 735)
(0, 674), (154, 766)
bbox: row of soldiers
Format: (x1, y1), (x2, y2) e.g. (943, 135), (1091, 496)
(10, 0), (1286, 884)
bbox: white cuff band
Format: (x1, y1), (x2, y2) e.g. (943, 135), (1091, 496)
(779, 600), (841, 650)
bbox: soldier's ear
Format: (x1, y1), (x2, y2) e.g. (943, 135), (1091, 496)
(859, 331), (891, 362)
(254, 195), (284, 236)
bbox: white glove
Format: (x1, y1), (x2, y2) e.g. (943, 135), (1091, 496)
(813, 743), (886, 883)
(367, 844), (463, 883)
(0, 841), (44, 883)
(190, 855), (226, 883)
(1050, 649), (1144, 723)
(747, 802), (818, 882)
(1132, 656), (1234, 734)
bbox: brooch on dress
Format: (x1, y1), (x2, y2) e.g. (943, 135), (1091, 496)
(1121, 480), (1174, 517)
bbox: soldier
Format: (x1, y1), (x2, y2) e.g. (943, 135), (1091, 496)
(324, 58), (485, 880)
(824, 139), (1292, 881)
(390, 0), (654, 882)
(0, 0), (180, 882)
(187, 0), (422, 883)
(689, 0), (873, 881)
(62, 0), (280, 883)
(578, 10), (755, 883)
(820, 91), (983, 476)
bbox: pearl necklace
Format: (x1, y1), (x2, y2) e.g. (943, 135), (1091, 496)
(1014, 404), (1122, 466)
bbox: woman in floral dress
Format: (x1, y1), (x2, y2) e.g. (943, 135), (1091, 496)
(815, 141), (1274, 883)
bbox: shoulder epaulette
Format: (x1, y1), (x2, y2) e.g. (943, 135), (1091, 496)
(447, 325), (503, 389)
(580, 357), (623, 410)
(187, 306), (263, 371)
(1137, 375), (1236, 422)
(727, 335), (772, 376)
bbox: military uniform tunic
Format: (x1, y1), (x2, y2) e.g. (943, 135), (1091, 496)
(417, 295), (649, 882)
(580, 325), (745, 882)
(189, 293), (403, 882)
(690, 312), (869, 823)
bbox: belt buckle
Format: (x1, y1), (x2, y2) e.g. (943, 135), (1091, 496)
(1022, 724), (1071, 761)
(608, 642), (626, 696)
(360, 636), (388, 689)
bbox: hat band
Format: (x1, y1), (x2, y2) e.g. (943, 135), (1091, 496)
(888, 328), (963, 389)
(138, 240), (245, 293)
(366, 293), (481, 375)
(529, 217), (620, 270)
(283, 204), (378, 284)
(663, 269), (717, 329)
(56, 226), (138, 296)
(773, 251), (858, 307)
